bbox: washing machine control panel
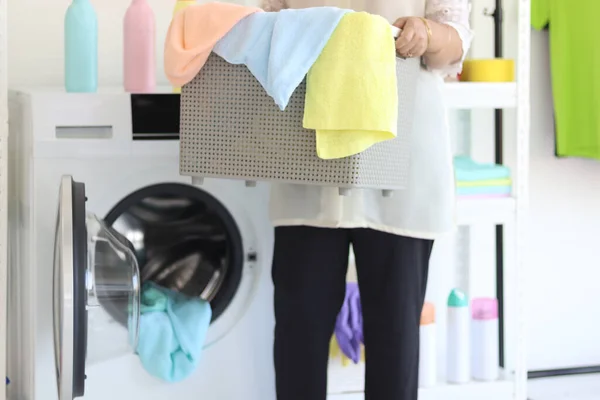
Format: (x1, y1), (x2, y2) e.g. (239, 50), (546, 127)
(131, 94), (180, 141)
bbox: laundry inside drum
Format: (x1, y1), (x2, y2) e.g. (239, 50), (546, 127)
(102, 183), (244, 325)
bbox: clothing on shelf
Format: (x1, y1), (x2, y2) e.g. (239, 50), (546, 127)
(456, 178), (511, 188)
(531, 0), (600, 160)
(136, 282), (212, 382)
(454, 155), (511, 182)
(457, 185), (511, 196)
(454, 156), (512, 198)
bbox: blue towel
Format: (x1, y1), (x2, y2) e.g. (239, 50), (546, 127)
(213, 7), (350, 110)
(457, 185), (512, 196)
(136, 282), (212, 383)
(454, 155), (511, 182)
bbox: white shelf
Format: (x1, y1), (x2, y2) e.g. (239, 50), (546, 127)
(444, 82), (517, 109)
(328, 378), (514, 400)
(456, 197), (516, 226)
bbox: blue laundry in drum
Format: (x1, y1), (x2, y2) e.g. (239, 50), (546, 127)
(136, 282), (212, 382)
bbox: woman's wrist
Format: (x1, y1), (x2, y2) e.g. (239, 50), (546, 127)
(424, 19), (452, 54)
(423, 20), (464, 68)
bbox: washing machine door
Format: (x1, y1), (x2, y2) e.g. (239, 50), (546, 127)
(53, 176), (141, 400)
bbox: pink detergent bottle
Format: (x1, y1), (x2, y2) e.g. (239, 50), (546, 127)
(124, 0), (156, 93)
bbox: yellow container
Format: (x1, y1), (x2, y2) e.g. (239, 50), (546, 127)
(173, 0), (196, 16)
(460, 59), (515, 82)
(172, 0), (197, 93)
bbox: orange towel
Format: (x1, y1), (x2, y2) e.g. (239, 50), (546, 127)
(164, 2), (262, 87)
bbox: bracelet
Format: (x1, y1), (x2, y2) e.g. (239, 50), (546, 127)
(419, 17), (433, 48)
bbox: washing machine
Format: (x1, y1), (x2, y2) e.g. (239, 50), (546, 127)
(7, 89), (275, 400)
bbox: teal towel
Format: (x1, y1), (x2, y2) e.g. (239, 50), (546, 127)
(454, 156), (511, 182)
(136, 282), (212, 383)
(213, 7), (350, 110)
(457, 185), (512, 196)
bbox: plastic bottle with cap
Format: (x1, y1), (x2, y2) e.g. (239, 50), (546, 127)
(64, 0), (98, 92)
(124, 0), (156, 93)
(471, 298), (499, 381)
(419, 302), (436, 388)
(446, 288), (470, 384)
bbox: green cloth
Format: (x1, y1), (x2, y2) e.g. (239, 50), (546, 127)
(531, 0), (600, 159)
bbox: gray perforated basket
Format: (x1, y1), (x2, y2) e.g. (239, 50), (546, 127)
(180, 53), (419, 196)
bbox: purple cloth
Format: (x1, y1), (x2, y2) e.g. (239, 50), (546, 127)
(334, 282), (363, 363)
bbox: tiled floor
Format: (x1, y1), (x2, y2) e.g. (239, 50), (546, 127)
(528, 374), (600, 400)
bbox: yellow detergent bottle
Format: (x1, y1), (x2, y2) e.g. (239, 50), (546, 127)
(172, 0), (197, 93)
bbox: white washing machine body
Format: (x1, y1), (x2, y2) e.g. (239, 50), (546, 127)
(7, 89), (275, 400)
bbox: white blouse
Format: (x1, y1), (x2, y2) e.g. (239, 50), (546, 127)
(267, 0), (473, 239)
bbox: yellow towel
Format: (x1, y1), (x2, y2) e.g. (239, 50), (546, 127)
(303, 12), (398, 160)
(456, 178), (512, 188)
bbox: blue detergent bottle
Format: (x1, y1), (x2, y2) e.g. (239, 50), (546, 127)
(64, 0), (98, 92)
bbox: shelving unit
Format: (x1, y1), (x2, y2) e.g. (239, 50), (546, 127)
(457, 196), (516, 226)
(329, 378), (514, 400)
(444, 82), (517, 109)
(327, 0), (530, 399)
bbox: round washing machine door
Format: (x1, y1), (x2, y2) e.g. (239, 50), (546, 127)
(103, 182), (249, 335)
(53, 176), (141, 400)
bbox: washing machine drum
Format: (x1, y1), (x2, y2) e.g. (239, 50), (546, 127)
(53, 176), (141, 400)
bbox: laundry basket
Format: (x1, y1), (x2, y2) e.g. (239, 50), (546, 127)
(179, 53), (420, 196)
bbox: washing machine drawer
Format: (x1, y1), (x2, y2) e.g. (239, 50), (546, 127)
(53, 176), (141, 400)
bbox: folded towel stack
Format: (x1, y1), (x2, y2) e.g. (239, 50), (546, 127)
(454, 156), (512, 198)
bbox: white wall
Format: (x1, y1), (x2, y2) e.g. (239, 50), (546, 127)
(8, 0), (600, 373)
(7, 0), (257, 88)
(524, 29), (600, 371)
(470, 0), (600, 371)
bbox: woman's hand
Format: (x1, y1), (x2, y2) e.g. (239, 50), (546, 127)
(392, 17), (431, 59)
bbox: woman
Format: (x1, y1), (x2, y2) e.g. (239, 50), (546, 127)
(262, 0), (472, 399)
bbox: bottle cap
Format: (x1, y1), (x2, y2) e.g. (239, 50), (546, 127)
(471, 298), (498, 320)
(447, 288), (469, 307)
(420, 302), (435, 325)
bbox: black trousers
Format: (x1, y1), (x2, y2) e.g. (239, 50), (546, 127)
(272, 226), (434, 400)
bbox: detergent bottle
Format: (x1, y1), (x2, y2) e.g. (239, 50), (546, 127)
(124, 0), (156, 93)
(446, 288), (470, 384)
(64, 0), (98, 92)
(419, 302), (436, 388)
(471, 297), (500, 381)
